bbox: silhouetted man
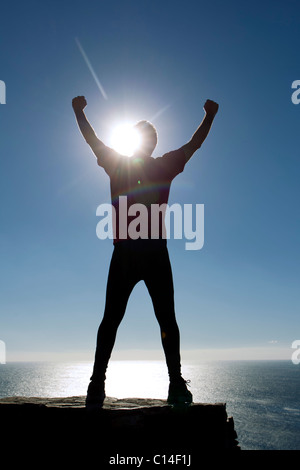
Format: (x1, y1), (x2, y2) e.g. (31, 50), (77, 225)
(72, 96), (219, 409)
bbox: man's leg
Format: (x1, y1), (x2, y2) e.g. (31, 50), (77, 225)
(87, 245), (136, 407)
(144, 246), (192, 404)
(144, 247), (181, 380)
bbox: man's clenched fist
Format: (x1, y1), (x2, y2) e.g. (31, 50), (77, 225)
(72, 95), (87, 111)
(204, 99), (219, 116)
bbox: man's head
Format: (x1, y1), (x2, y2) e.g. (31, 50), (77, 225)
(134, 120), (158, 157)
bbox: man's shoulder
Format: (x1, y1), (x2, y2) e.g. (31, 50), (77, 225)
(154, 148), (187, 178)
(98, 147), (127, 176)
(155, 148), (186, 164)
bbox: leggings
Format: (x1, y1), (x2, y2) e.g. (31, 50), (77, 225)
(91, 239), (181, 383)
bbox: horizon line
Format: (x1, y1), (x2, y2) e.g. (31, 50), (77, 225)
(2, 346), (294, 363)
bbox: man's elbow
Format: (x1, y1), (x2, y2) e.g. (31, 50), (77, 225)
(182, 141), (200, 162)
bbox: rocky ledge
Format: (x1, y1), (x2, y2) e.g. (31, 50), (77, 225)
(0, 396), (240, 458)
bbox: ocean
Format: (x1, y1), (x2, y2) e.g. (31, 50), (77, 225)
(0, 360), (299, 451)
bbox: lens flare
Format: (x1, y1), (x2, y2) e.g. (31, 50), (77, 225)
(75, 37), (108, 100)
(110, 123), (141, 156)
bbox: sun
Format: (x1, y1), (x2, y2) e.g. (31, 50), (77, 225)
(109, 123), (141, 157)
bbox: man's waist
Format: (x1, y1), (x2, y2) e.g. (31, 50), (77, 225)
(113, 238), (167, 250)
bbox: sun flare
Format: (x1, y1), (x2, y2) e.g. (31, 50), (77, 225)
(109, 123), (141, 157)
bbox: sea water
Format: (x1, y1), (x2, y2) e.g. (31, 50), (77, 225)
(0, 360), (299, 450)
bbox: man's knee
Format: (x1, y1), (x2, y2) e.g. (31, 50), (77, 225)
(160, 321), (179, 337)
(99, 315), (122, 334)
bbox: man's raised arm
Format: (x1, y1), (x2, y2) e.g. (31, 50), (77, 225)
(72, 95), (108, 161)
(181, 99), (219, 163)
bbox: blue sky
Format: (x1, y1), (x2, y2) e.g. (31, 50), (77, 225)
(0, 0), (299, 361)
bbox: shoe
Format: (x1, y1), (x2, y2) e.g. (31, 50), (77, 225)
(167, 377), (193, 405)
(85, 381), (106, 411)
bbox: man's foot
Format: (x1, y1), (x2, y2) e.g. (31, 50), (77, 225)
(85, 381), (106, 411)
(167, 377), (193, 405)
